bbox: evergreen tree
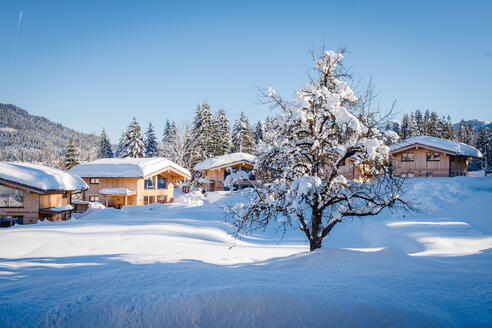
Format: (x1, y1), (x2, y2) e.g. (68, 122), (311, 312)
(232, 111), (255, 153)
(423, 110), (431, 135)
(408, 113), (418, 138)
(99, 128), (113, 158)
(190, 102), (214, 165)
(457, 119), (467, 143)
(414, 109), (423, 135)
(211, 108), (231, 156)
(391, 121), (401, 136)
(63, 138), (79, 169)
(400, 114), (409, 139)
(253, 121), (265, 144)
(161, 120), (181, 163)
(144, 122), (159, 157)
(428, 111), (440, 137)
(466, 121), (475, 145)
(442, 115), (455, 140)
(117, 118), (146, 158)
(475, 127), (488, 169)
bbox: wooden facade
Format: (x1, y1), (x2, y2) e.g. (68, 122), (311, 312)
(338, 158), (373, 182)
(80, 170), (183, 208)
(0, 182), (73, 225)
(392, 146), (469, 178)
(199, 162), (256, 192)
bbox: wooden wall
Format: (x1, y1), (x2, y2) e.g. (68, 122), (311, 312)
(0, 184), (40, 224)
(391, 147), (463, 177)
(203, 163), (254, 191)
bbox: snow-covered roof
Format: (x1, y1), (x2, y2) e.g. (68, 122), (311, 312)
(194, 153), (256, 171)
(40, 204), (74, 212)
(70, 158), (191, 180)
(0, 162), (88, 193)
(390, 136), (482, 158)
(99, 188), (136, 195)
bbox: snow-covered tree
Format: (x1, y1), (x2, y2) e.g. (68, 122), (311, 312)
(144, 122), (159, 157)
(117, 118), (146, 158)
(63, 138), (79, 169)
(457, 119), (468, 144)
(400, 114), (409, 139)
(99, 128), (113, 158)
(428, 111), (440, 137)
(232, 111), (255, 153)
(414, 109), (423, 135)
(408, 113), (418, 138)
(161, 119), (181, 163)
(442, 115), (455, 140)
(210, 108), (231, 156)
(226, 49), (412, 251)
(253, 120), (266, 144)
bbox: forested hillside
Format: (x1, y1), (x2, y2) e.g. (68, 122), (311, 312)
(0, 103), (99, 168)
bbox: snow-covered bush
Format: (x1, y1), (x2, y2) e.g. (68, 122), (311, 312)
(227, 49), (413, 251)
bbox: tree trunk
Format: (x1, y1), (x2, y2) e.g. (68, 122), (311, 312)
(309, 237), (322, 251)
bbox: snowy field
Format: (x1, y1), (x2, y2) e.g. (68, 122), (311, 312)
(1, 177), (491, 327)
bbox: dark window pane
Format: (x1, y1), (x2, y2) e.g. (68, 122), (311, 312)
(157, 177), (167, 189)
(0, 185), (24, 208)
(144, 178), (154, 189)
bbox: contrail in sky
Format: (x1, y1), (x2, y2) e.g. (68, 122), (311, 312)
(11, 10), (23, 60)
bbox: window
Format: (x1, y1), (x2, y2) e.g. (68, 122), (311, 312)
(144, 178), (154, 190)
(144, 196), (155, 205)
(401, 153), (414, 162)
(408, 173), (415, 178)
(426, 172), (433, 177)
(0, 185), (24, 208)
(426, 152), (440, 161)
(89, 196), (99, 202)
(157, 195), (167, 203)
(157, 177), (167, 189)
(62, 192), (68, 199)
(90, 178), (99, 184)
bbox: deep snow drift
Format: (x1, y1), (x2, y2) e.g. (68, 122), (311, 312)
(0, 177), (491, 327)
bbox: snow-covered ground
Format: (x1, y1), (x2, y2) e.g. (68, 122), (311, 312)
(1, 177), (491, 327)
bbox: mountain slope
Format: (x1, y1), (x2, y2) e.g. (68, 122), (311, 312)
(0, 103), (99, 167)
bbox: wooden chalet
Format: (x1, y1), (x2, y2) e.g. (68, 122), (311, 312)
(70, 158), (191, 208)
(390, 136), (482, 177)
(194, 153), (256, 191)
(0, 162), (88, 224)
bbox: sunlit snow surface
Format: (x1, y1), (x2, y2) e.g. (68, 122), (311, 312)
(0, 177), (491, 327)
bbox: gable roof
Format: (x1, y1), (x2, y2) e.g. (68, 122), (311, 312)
(69, 157), (191, 180)
(390, 136), (482, 158)
(194, 152), (256, 171)
(0, 162), (88, 193)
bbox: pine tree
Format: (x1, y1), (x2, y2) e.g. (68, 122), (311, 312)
(428, 111), (440, 137)
(400, 114), (409, 139)
(211, 108), (231, 156)
(475, 127), (488, 169)
(232, 110), (255, 153)
(190, 102), (215, 166)
(144, 122), (158, 157)
(458, 119), (467, 143)
(99, 128), (113, 158)
(423, 110), (431, 135)
(414, 109), (423, 135)
(408, 113), (418, 138)
(466, 121), (475, 145)
(117, 118), (146, 158)
(64, 138), (79, 169)
(161, 120), (181, 163)
(442, 115), (455, 140)
(391, 121), (401, 136)
(253, 121), (265, 144)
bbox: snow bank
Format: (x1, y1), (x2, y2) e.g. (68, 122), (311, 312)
(0, 176), (491, 327)
(70, 157), (191, 179)
(390, 136), (482, 157)
(0, 162), (88, 192)
(194, 152), (256, 171)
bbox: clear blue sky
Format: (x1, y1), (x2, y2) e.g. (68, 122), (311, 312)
(1, 0), (491, 142)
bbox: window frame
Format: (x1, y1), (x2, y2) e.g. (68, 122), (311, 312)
(0, 185), (25, 208)
(426, 152), (440, 161)
(89, 196), (99, 202)
(401, 153), (415, 162)
(89, 178), (100, 184)
(157, 176), (167, 189)
(144, 177), (155, 190)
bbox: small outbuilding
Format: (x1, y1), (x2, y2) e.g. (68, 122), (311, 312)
(0, 162), (88, 224)
(390, 136), (482, 177)
(70, 158), (191, 208)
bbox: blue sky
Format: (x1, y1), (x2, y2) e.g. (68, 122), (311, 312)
(1, 0), (491, 142)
